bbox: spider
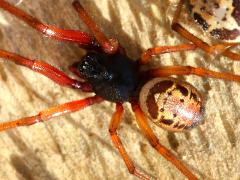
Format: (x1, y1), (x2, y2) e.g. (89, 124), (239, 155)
(160, 0), (240, 62)
(0, 0), (240, 179)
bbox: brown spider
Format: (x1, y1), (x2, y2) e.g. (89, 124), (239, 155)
(0, 0), (240, 179)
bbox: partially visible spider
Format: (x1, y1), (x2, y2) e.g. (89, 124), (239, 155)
(144, 0), (240, 63)
(1, 0), (240, 179)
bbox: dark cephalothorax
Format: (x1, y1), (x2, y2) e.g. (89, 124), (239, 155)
(78, 52), (140, 102)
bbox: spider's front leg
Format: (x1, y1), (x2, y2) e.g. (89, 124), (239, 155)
(72, 1), (119, 54)
(0, 0), (98, 48)
(0, 50), (92, 92)
(0, 0), (120, 54)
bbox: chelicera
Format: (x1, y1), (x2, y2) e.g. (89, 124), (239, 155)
(166, 0), (240, 61)
(1, 0), (240, 179)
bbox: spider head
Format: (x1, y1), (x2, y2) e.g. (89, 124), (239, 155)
(77, 52), (140, 102)
(78, 52), (113, 82)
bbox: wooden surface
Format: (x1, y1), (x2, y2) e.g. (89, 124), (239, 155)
(0, 0), (240, 179)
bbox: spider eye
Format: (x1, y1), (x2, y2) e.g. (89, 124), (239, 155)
(78, 52), (112, 81)
(139, 77), (205, 132)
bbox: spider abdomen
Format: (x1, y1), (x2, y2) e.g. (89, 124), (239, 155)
(139, 78), (204, 132)
(187, 0), (240, 41)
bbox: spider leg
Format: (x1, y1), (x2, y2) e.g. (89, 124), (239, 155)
(72, 1), (119, 54)
(131, 102), (198, 180)
(172, 0), (240, 60)
(0, 0), (98, 48)
(140, 43), (197, 64)
(0, 49), (92, 92)
(146, 66), (240, 83)
(0, 96), (103, 131)
(109, 103), (151, 180)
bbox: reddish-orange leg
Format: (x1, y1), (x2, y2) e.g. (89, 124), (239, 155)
(140, 40), (240, 85)
(72, 1), (119, 54)
(0, 0), (96, 47)
(109, 103), (151, 180)
(147, 66), (240, 83)
(172, 0), (240, 60)
(0, 0), (118, 53)
(131, 102), (198, 180)
(0, 96), (103, 131)
(0, 49), (92, 92)
(140, 43), (197, 64)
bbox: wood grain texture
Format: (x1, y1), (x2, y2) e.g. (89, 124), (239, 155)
(0, 0), (240, 179)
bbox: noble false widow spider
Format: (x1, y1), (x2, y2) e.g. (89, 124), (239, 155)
(0, 0), (240, 179)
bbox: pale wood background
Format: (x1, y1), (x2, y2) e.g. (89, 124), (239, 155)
(0, 0), (240, 179)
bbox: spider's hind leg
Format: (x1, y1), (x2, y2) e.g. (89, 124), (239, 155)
(131, 102), (198, 180)
(109, 103), (151, 180)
